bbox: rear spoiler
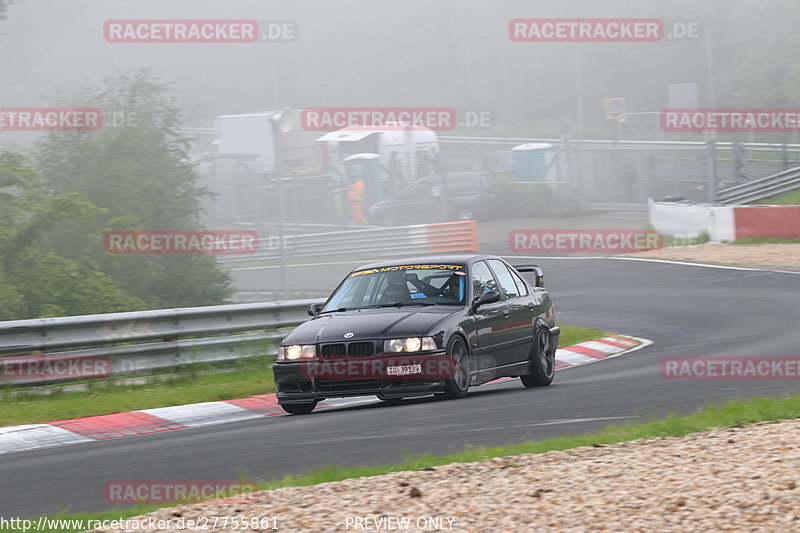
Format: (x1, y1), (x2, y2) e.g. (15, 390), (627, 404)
(512, 264), (544, 287)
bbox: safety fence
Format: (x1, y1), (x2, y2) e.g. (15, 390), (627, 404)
(440, 136), (800, 204)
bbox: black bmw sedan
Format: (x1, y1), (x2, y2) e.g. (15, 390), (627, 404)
(274, 255), (559, 414)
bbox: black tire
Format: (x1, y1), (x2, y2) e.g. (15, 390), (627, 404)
(280, 401), (317, 415)
(521, 327), (555, 387)
(452, 206), (476, 221)
(437, 335), (471, 399)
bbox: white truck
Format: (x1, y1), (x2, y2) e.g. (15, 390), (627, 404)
(316, 124), (440, 180)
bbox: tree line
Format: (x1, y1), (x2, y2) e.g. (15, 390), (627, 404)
(0, 71), (231, 320)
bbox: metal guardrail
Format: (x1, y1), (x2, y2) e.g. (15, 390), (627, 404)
(0, 300), (324, 387)
(716, 166), (800, 204)
(217, 220), (479, 263)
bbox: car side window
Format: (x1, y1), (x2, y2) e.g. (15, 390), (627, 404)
(470, 261), (498, 298)
(487, 259), (519, 299)
(507, 266), (529, 296)
(447, 176), (476, 194)
(402, 181), (429, 199)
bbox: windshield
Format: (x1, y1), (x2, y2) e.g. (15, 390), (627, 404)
(322, 263), (467, 312)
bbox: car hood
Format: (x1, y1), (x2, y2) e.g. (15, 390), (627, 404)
(282, 306), (458, 345)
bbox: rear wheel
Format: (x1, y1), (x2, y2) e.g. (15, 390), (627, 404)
(521, 327), (555, 387)
(280, 401), (317, 415)
(436, 336), (471, 399)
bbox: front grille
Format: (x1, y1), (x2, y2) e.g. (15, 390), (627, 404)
(320, 343), (346, 358)
(348, 342), (374, 357)
(319, 341), (375, 359)
(315, 379), (382, 393)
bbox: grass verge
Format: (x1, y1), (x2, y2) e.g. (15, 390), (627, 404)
(0, 357), (275, 428)
(0, 325), (607, 428)
(556, 324), (608, 347)
(4, 394), (800, 532)
(733, 236), (800, 244)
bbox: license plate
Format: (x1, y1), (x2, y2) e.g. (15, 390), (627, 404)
(387, 364), (422, 376)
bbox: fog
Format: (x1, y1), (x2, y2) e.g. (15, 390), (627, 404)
(0, 0), (739, 139)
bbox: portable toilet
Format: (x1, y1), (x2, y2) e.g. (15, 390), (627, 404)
(511, 143), (554, 182)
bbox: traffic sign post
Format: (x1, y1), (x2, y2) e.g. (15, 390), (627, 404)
(604, 97), (626, 120)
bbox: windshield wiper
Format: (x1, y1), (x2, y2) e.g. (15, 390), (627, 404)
(370, 302), (439, 308)
(318, 306), (364, 314)
(321, 302), (441, 313)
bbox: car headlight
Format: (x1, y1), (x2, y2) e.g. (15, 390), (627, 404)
(384, 337), (437, 353)
(279, 344), (316, 360)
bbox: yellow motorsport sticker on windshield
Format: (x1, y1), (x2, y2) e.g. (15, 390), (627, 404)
(351, 264), (465, 277)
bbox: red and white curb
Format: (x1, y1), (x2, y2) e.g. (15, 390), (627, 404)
(554, 335), (651, 371)
(0, 335), (650, 455)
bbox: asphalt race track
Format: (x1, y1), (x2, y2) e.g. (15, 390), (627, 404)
(2, 258), (800, 517)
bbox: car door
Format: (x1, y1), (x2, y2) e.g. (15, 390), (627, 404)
(507, 263), (540, 363)
(487, 259), (535, 365)
(469, 260), (512, 371)
(394, 179), (436, 223)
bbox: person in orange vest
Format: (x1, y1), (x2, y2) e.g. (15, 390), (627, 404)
(348, 177), (366, 225)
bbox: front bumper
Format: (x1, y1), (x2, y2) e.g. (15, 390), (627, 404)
(274, 351), (448, 403)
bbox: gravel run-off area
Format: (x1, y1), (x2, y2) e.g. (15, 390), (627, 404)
(632, 242), (800, 270)
(93, 418), (800, 533)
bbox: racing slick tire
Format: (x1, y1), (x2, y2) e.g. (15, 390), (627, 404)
(436, 335), (471, 399)
(521, 326), (555, 388)
(280, 401), (318, 415)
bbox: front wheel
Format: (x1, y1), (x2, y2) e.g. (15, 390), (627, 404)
(521, 327), (555, 387)
(280, 401), (317, 415)
(436, 336), (471, 399)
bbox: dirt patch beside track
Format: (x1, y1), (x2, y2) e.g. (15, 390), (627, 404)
(632, 242), (800, 269)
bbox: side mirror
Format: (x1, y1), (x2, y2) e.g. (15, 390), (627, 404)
(471, 290), (500, 312)
(308, 303), (323, 316)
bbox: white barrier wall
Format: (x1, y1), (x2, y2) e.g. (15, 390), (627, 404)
(708, 207), (736, 242)
(647, 199), (713, 239)
(648, 199), (736, 241)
